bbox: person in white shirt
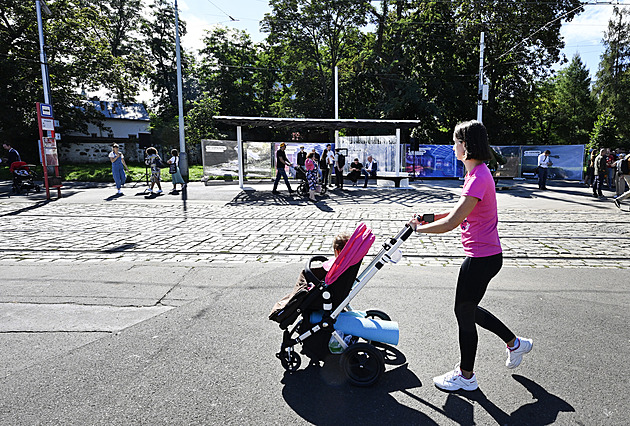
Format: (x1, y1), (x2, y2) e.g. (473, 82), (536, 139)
(167, 148), (186, 193)
(537, 150), (552, 190)
(326, 146), (335, 187)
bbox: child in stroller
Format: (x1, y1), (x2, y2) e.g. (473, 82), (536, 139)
(269, 223), (414, 386)
(9, 161), (41, 195)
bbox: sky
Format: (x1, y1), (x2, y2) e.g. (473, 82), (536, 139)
(177, 0), (624, 81)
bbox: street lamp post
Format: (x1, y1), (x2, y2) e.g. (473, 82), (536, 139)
(174, 0), (188, 180)
(35, 0), (52, 105)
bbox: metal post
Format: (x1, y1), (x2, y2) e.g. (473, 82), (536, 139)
(334, 66), (339, 157)
(477, 32), (485, 123)
(237, 126), (244, 189)
(35, 0), (51, 105)
(174, 0), (188, 179)
(395, 128), (401, 177)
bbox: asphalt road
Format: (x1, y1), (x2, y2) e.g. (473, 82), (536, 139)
(0, 178), (628, 425)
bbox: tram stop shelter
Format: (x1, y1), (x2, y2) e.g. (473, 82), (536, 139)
(212, 116), (423, 189)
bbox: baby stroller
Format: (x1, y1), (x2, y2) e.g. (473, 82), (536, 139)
(269, 223), (414, 386)
(295, 165), (327, 199)
(9, 161), (41, 195)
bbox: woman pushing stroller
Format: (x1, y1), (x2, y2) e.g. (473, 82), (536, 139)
(410, 120), (533, 392)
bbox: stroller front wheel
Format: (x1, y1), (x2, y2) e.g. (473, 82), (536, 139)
(340, 342), (384, 387)
(279, 350), (301, 372)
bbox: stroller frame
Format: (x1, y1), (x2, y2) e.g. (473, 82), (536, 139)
(276, 224), (414, 386)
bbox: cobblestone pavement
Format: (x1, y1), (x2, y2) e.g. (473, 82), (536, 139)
(1, 179), (628, 268)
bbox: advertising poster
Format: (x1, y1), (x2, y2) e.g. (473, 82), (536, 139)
(201, 139), (239, 176)
(493, 145), (521, 178)
(42, 137), (59, 166)
(405, 145), (460, 178)
(521, 145), (584, 181)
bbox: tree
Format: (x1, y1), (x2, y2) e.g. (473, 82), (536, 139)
(554, 54), (596, 145)
(594, 6), (630, 149)
(86, 0), (148, 102)
(261, 0), (371, 118)
(197, 27), (263, 117)
(589, 109), (618, 150)
(0, 0), (144, 158)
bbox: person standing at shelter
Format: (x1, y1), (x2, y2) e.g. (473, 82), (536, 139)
(272, 143), (294, 195)
(409, 120), (533, 392)
(167, 149), (186, 194)
(297, 146), (306, 168)
(326, 144), (335, 187)
(614, 153), (630, 209)
(109, 143), (129, 195)
(537, 150), (552, 190)
(335, 149), (345, 189)
(362, 155), (377, 188)
(2, 143), (21, 166)
(320, 145), (331, 186)
(593, 148), (607, 199)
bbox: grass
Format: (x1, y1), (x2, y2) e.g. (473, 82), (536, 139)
(1, 163), (206, 183)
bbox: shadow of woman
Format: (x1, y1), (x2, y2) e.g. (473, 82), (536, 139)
(281, 362), (438, 425)
(450, 374), (574, 425)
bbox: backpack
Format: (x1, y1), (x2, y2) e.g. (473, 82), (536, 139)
(619, 158), (629, 175)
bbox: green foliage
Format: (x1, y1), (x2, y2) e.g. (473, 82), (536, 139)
(589, 110), (618, 150)
(595, 6), (630, 150)
(554, 55), (596, 145)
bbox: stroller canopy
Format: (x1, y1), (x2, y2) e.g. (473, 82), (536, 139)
(325, 223), (375, 285)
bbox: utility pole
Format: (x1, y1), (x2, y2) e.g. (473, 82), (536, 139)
(477, 32), (485, 123)
(174, 0), (188, 180)
(36, 0), (52, 105)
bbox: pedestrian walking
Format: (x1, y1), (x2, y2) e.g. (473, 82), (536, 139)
(145, 147), (163, 194)
(272, 143), (294, 195)
(537, 150), (552, 190)
(614, 153), (630, 209)
(1, 142), (21, 166)
(108, 143), (129, 195)
(167, 149), (186, 193)
(409, 120), (533, 392)
(585, 149), (597, 187)
(593, 148), (607, 199)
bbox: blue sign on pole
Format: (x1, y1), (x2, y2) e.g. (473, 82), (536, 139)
(40, 103), (53, 118)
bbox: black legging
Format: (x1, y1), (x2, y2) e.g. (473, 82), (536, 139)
(455, 253), (515, 372)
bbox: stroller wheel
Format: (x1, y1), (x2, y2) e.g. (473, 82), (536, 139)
(340, 342), (384, 387)
(297, 182), (308, 197)
(279, 351), (301, 372)
(365, 310), (391, 321)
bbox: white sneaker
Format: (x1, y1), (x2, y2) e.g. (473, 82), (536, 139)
(156, 189), (163, 194)
(506, 337), (533, 369)
(117, 190), (122, 195)
(433, 366), (478, 391)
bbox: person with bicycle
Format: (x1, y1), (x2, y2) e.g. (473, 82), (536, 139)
(410, 120), (533, 392)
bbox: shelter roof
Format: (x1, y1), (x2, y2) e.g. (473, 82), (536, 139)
(212, 116), (422, 130)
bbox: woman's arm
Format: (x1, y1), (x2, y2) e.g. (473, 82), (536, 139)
(410, 195), (479, 234)
(121, 158), (129, 171)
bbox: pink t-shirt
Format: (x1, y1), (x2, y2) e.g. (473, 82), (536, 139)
(460, 163), (502, 257)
